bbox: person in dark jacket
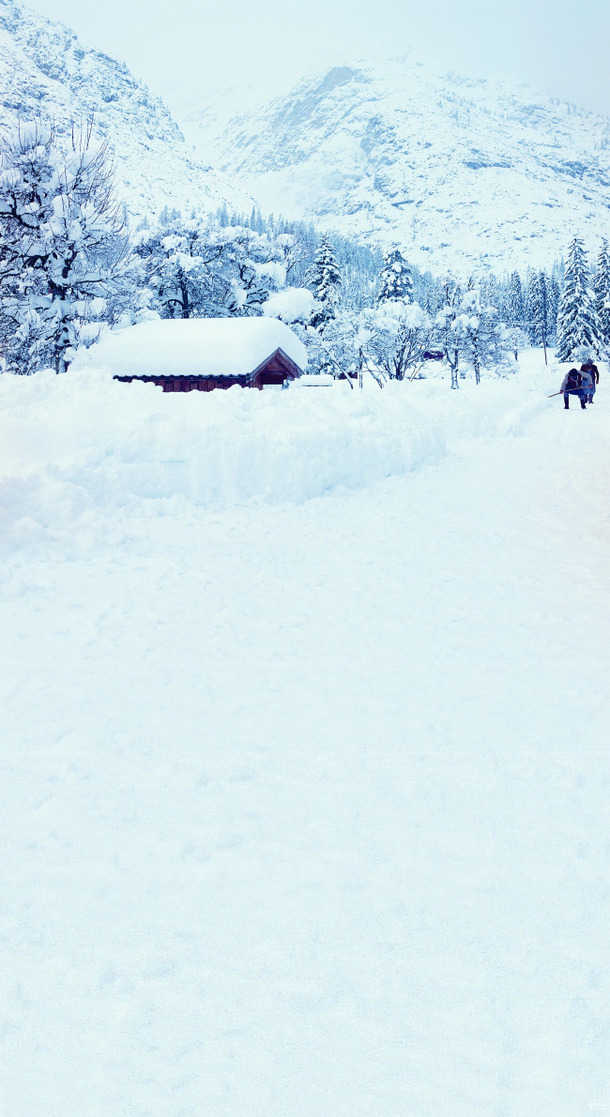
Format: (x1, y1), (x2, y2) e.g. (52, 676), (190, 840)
(580, 360), (599, 403)
(561, 368), (587, 409)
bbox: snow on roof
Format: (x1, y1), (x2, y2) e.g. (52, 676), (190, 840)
(73, 317), (308, 378)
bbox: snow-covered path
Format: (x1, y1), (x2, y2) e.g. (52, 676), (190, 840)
(2, 367), (610, 1116)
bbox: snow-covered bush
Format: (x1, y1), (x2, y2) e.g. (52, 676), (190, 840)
(262, 287), (317, 324)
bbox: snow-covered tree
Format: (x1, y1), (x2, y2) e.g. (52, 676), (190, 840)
(135, 222), (214, 319)
(377, 247), (413, 305)
(461, 278), (508, 383)
(547, 275), (560, 344)
(135, 218), (285, 321)
(302, 309), (359, 380)
(275, 231), (309, 286)
(434, 277), (468, 388)
(528, 271), (551, 362)
(505, 271), (525, 332)
(0, 120), (130, 374)
(361, 300), (431, 380)
(505, 322), (530, 363)
(593, 238), (610, 352)
(556, 237), (600, 362)
(308, 235), (341, 329)
(225, 227), (286, 316)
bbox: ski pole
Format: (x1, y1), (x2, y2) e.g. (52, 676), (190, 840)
(547, 388), (586, 398)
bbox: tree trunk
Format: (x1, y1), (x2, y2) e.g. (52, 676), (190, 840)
(450, 349), (459, 389)
(51, 293), (71, 374)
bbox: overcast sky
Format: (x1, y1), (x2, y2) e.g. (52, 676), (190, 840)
(23, 0), (610, 118)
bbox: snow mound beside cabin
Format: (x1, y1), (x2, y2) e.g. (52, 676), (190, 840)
(0, 352), (564, 551)
(0, 370), (445, 543)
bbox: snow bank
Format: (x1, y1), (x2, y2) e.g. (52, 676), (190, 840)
(0, 351), (568, 550)
(410, 361), (558, 441)
(0, 369), (445, 546)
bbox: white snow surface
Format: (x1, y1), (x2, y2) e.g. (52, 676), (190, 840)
(2, 352), (610, 1117)
(72, 317), (308, 379)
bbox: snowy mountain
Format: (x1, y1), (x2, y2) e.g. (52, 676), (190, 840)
(5, 0), (608, 275)
(183, 58), (610, 273)
(0, 0), (249, 223)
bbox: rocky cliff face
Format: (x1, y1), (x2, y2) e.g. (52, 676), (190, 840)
(183, 58), (610, 273)
(0, 0), (248, 223)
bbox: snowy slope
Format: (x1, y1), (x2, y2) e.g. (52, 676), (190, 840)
(2, 358), (610, 1115)
(184, 58), (610, 273)
(0, 0), (249, 221)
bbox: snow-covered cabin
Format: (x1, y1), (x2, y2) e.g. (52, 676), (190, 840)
(75, 317), (308, 391)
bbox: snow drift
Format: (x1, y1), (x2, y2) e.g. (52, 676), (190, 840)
(0, 368), (449, 542)
(0, 356), (565, 555)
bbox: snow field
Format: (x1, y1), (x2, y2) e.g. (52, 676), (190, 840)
(1, 352), (610, 1117)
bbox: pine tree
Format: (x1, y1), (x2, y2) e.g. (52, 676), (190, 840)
(593, 238), (610, 351)
(377, 247), (413, 305)
(540, 273), (560, 345)
(309, 235), (341, 329)
(506, 271), (525, 330)
(529, 271), (550, 362)
(556, 237), (600, 361)
(503, 271), (526, 360)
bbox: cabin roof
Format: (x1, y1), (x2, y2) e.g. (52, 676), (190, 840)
(75, 317), (308, 378)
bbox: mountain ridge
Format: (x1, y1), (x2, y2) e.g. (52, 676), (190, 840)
(0, 0), (250, 223)
(182, 57), (610, 273)
(2, 3), (610, 275)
